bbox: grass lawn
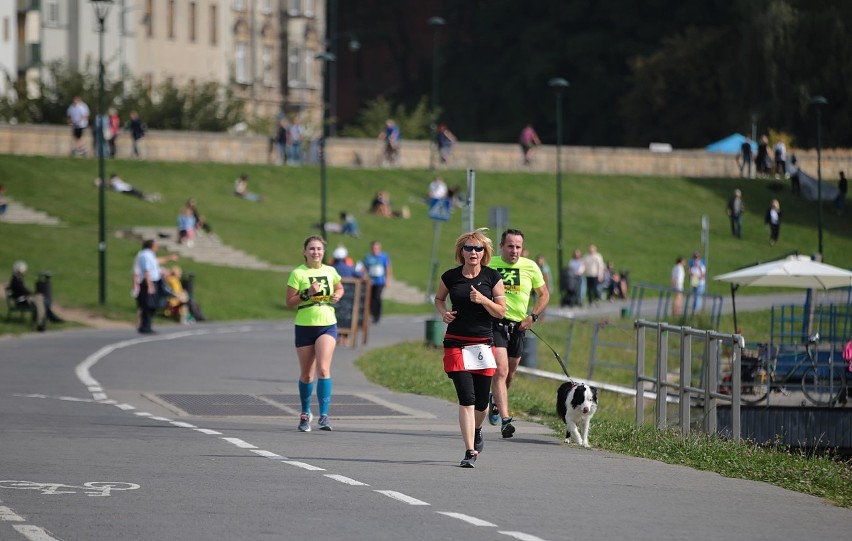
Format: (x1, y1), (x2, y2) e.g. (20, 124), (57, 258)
(1, 153), (850, 331)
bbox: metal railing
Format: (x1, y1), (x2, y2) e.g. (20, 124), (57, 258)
(635, 320), (745, 441)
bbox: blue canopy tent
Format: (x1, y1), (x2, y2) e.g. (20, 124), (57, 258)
(705, 133), (757, 154)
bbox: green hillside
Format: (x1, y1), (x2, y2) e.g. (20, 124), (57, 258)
(1, 154), (850, 327)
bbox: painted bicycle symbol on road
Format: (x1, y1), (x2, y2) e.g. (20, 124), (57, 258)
(0, 480), (140, 497)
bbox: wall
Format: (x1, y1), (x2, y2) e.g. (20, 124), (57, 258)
(1, 123), (850, 180)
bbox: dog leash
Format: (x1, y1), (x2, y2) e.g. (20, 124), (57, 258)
(528, 327), (572, 380)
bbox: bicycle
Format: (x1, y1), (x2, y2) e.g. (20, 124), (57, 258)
(739, 333), (848, 406)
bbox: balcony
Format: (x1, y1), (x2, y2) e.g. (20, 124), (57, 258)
(17, 43), (41, 69)
(17, 0), (41, 12)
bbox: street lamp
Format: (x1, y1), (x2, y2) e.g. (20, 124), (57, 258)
(548, 77), (569, 299)
(317, 51), (336, 240)
(810, 95), (827, 257)
(91, 0), (113, 306)
(428, 16), (446, 170)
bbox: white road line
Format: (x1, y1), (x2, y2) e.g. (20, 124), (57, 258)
(12, 525), (61, 541)
(92, 393), (107, 401)
(115, 403), (136, 410)
(282, 461), (325, 471)
(324, 474), (368, 486)
(98, 399), (117, 405)
(436, 512), (497, 527)
(0, 505), (24, 521)
(250, 450), (284, 459)
(221, 437), (256, 449)
(498, 531), (550, 541)
(169, 421), (197, 428)
(134, 412), (152, 417)
(374, 490), (430, 506)
(194, 428), (222, 435)
(148, 416), (172, 422)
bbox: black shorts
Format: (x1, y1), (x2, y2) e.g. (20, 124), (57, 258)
(72, 127), (84, 139)
(493, 319), (525, 358)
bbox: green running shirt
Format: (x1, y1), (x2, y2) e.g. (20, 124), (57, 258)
(287, 264), (342, 326)
(489, 256), (545, 322)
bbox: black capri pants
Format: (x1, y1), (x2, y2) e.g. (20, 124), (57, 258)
(448, 371), (492, 410)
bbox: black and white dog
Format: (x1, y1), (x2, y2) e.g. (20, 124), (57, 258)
(556, 380), (598, 448)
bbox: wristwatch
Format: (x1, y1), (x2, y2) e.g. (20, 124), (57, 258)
(531, 313), (539, 322)
(299, 289), (311, 301)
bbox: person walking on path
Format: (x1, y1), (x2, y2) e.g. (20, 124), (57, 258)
(129, 111), (145, 158)
(363, 241), (392, 324)
(66, 96), (90, 157)
(737, 137), (753, 178)
(134, 239), (177, 334)
(286, 236), (344, 432)
(688, 251), (706, 312)
(583, 244), (605, 306)
(671, 256), (686, 316)
(487, 229), (549, 439)
(434, 228), (506, 468)
(726, 189), (745, 238)
(518, 124), (541, 165)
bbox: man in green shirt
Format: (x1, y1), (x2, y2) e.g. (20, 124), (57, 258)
(488, 229), (550, 437)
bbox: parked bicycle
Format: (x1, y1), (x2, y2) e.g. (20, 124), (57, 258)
(739, 333), (847, 406)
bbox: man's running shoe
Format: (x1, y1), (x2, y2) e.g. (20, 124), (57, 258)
(488, 394), (500, 426)
(317, 414), (332, 431)
(298, 412), (313, 432)
(459, 449), (478, 468)
(473, 428), (484, 453)
(501, 417), (516, 439)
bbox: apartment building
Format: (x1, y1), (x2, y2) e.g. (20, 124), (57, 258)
(0, 0), (327, 129)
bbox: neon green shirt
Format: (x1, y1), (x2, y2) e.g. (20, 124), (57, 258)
(490, 256), (545, 322)
(287, 264), (342, 326)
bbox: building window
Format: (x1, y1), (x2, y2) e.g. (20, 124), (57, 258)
(235, 42), (249, 84)
(288, 45), (303, 85)
(145, 0), (154, 38)
(2, 17), (7, 42)
(210, 4), (218, 45)
(261, 0), (273, 14)
(189, 2), (196, 42)
(167, 0), (175, 39)
(304, 0), (314, 17)
(288, 0), (301, 16)
(45, 1), (61, 26)
(234, 0), (246, 11)
(262, 46), (273, 87)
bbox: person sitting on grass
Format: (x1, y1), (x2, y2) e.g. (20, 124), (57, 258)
(95, 174), (161, 202)
(234, 174), (263, 202)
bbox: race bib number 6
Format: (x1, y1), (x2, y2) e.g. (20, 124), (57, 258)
(461, 344), (496, 370)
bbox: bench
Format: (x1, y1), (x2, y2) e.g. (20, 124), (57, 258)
(4, 287), (35, 323)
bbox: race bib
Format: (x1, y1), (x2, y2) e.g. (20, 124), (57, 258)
(461, 344), (496, 370)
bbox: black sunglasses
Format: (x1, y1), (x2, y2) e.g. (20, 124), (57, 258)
(463, 245), (485, 252)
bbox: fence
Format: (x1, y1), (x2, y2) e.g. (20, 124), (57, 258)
(629, 282), (723, 330)
(634, 320), (745, 441)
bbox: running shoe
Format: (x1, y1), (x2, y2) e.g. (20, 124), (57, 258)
(500, 416), (516, 439)
(459, 449), (478, 468)
(298, 412), (313, 432)
(318, 414), (332, 431)
(488, 394), (500, 426)
(473, 427), (484, 453)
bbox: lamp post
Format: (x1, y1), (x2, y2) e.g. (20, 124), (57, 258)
(810, 95), (827, 257)
(317, 51), (336, 240)
(91, 0), (113, 306)
(428, 16), (446, 171)
(548, 77), (569, 298)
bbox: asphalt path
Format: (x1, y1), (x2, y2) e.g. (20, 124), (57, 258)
(1, 315), (849, 541)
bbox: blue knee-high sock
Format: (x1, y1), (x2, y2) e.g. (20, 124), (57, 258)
(316, 378), (332, 416)
(298, 380), (314, 414)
